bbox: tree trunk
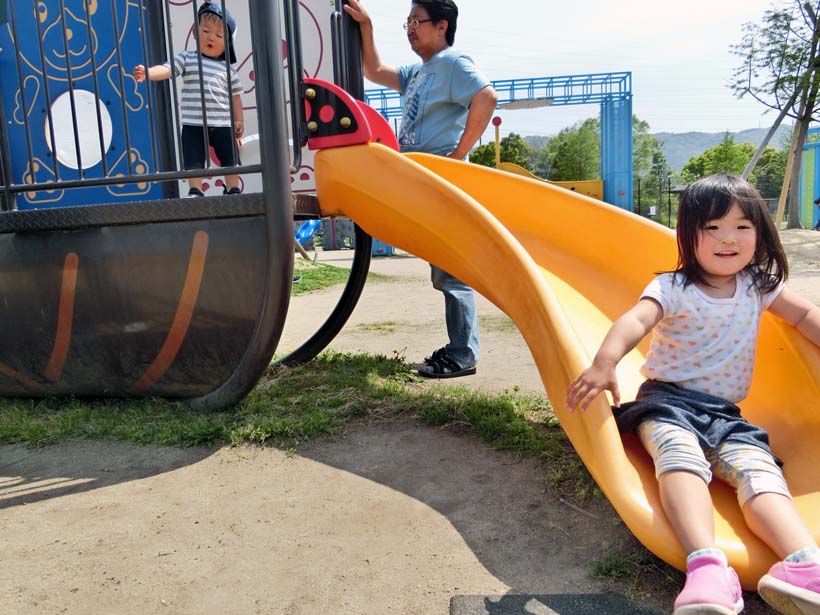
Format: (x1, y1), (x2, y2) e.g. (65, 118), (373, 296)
(742, 96), (795, 180)
(786, 118), (809, 228)
(775, 124), (800, 228)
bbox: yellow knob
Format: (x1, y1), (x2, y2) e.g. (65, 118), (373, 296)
(307, 121), (318, 132)
(305, 88), (316, 99)
(340, 117), (351, 128)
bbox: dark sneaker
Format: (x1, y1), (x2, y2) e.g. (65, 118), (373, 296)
(186, 188), (205, 197)
(416, 350), (476, 379)
(424, 347), (447, 363)
(224, 187), (242, 195)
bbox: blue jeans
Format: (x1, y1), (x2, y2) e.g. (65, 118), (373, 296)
(430, 265), (479, 367)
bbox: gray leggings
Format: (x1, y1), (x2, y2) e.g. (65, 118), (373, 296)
(637, 419), (791, 507)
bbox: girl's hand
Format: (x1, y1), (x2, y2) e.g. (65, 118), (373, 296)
(234, 119), (244, 137)
(566, 361), (620, 412)
(133, 65), (146, 83)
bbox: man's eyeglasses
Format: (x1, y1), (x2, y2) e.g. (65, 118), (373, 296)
(403, 18), (433, 30)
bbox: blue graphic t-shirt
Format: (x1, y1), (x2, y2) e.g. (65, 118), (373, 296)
(396, 48), (490, 156)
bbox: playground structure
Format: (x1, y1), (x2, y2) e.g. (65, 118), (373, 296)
(800, 126), (820, 228)
(366, 71), (633, 210)
(490, 116), (604, 201)
(0, 0), (818, 592)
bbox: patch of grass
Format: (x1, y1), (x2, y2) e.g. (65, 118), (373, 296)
(591, 543), (682, 607)
(291, 261), (392, 295)
(0, 350), (661, 604)
(478, 314), (519, 334)
(353, 320), (412, 334)
(0, 352), (577, 468)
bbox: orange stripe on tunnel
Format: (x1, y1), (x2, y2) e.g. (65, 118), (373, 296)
(44, 252), (79, 382)
(131, 231), (209, 393)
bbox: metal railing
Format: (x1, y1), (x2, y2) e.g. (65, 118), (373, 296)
(0, 0), (294, 209)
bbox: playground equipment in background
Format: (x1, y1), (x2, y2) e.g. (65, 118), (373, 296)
(490, 116), (604, 200)
(799, 126), (820, 229)
(368, 72), (633, 209)
(295, 219), (322, 248)
(295, 219), (321, 260)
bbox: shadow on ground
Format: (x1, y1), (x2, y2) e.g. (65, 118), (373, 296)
(0, 441), (214, 510)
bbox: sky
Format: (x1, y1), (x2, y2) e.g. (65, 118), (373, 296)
(358, 0), (785, 143)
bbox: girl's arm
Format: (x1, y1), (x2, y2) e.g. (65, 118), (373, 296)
(133, 64), (172, 83)
(768, 288), (820, 347)
(566, 298), (662, 412)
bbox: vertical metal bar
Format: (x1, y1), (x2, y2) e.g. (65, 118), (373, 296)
(190, 0), (293, 410)
(220, 0), (239, 172)
(148, 0), (177, 196)
(80, 0), (109, 176)
(283, 0), (304, 170)
(337, 0), (363, 100)
(0, 91), (15, 210)
(110, 0), (133, 175)
(191, 1), (211, 175)
(137, 0), (160, 178)
(57, 0), (84, 176)
(8, 0), (39, 183)
(164, 0), (185, 181)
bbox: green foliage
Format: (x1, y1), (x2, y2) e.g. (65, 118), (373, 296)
(731, 1), (820, 227)
(545, 118), (601, 181)
(680, 133), (755, 182)
(749, 146), (788, 198)
(469, 132), (533, 169)
(0, 352), (573, 467)
(731, 3), (820, 119)
(523, 115), (664, 182)
(632, 116), (665, 177)
(470, 141), (497, 167)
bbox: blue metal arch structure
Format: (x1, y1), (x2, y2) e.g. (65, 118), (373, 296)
(365, 71), (633, 210)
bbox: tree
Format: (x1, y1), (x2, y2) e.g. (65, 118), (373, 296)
(732, 1), (820, 228)
(633, 116), (665, 178)
(470, 132), (533, 169)
(469, 142), (496, 167)
(543, 118), (600, 181)
(749, 146), (788, 198)
(680, 134), (755, 182)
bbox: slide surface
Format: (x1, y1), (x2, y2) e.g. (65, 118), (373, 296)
(315, 143), (820, 588)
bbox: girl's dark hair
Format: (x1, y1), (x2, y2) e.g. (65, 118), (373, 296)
(413, 0), (458, 46)
(674, 174), (787, 293)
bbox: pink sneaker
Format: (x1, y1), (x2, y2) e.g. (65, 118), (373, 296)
(673, 554), (744, 615)
(758, 560), (820, 615)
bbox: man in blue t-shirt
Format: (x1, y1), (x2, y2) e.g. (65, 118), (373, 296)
(344, 0), (498, 378)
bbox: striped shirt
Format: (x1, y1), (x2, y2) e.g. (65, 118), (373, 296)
(168, 51), (242, 127)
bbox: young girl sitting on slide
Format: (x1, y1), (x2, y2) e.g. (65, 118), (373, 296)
(567, 174), (820, 615)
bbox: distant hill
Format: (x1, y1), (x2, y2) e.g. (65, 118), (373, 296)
(522, 125), (793, 172)
(652, 126), (793, 171)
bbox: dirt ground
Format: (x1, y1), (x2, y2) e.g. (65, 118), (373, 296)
(1, 229), (818, 615)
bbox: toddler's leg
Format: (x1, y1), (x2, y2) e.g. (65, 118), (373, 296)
(211, 128), (241, 194)
(181, 126), (207, 197)
(709, 442), (820, 615)
(637, 421), (744, 614)
(223, 174), (241, 193)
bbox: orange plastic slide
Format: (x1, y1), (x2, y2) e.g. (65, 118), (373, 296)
(314, 143), (820, 588)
